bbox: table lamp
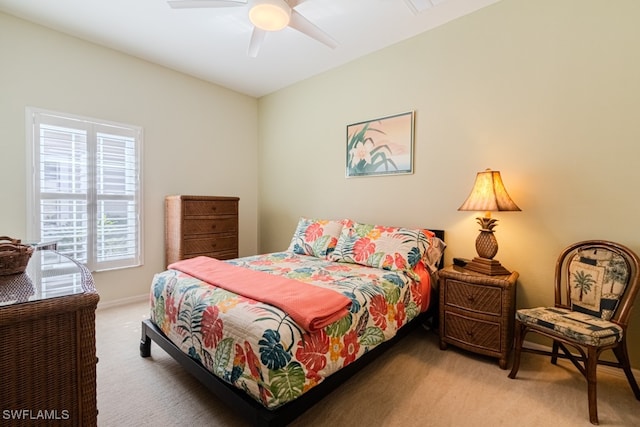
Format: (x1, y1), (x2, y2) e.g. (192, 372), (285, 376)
(458, 169), (520, 275)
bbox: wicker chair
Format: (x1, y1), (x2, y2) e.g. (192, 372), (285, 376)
(508, 240), (640, 425)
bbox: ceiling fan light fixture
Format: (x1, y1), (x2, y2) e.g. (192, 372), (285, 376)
(249, 0), (291, 32)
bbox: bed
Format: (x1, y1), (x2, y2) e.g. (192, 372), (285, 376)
(140, 218), (445, 426)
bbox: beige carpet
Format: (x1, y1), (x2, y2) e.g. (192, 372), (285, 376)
(96, 301), (638, 426)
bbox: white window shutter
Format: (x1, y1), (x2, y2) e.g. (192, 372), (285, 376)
(27, 108), (143, 271)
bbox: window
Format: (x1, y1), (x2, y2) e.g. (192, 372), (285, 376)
(27, 107), (143, 271)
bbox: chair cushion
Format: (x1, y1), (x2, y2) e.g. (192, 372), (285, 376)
(569, 248), (629, 320)
(516, 307), (623, 347)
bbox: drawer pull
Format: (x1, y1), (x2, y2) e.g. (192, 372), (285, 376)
(466, 294), (475, 302)
(466, 330), (474, 337)
(211, 243), (217, 248)
(211, 224), (217, 230)
(211, 206), (217, 212)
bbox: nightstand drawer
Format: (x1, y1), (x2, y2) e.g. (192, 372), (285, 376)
(444, 311), (501, 351)
(444, 279), (502, 315)
(183, 218), (238, 235)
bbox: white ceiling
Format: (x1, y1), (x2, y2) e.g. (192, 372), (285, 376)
(0, 0), (499, 97)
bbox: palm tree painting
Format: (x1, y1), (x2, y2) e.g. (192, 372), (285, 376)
(346, 111), (414, 177)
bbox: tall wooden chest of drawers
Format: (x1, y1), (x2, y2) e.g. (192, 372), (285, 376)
(165, 195), (239, 267)
(438, 265), (518, 369)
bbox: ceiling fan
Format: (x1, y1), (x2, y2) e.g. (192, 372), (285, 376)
(167, 0), (339, 58)
(168, 0), (432, 57)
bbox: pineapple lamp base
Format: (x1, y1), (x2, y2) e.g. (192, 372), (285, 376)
(465, 217), (511, 276)
(464, 257), (511, 275)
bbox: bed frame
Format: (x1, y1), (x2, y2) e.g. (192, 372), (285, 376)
(140, 230), (444, 426)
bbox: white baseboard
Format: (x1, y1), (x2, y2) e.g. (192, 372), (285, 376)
(97, 294), (147, 310)
(522, 339), (640, 380)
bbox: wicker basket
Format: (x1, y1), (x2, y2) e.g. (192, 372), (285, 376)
(0, 237), (34, 276)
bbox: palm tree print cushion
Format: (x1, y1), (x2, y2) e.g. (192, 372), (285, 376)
(515, 307), (622, 346)
(568, 248), (629, 320)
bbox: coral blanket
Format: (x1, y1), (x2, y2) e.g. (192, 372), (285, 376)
(168, 256), (352, 332)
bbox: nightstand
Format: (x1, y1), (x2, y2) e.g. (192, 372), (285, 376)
(438, 265), (518, 369)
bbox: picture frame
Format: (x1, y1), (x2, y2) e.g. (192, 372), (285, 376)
(346, 111), (414, 178)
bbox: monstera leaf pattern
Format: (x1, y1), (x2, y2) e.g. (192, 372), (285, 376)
(330, 221), (439, 280)
(287, 217), (345, 258)
(150, 251), (429, 409)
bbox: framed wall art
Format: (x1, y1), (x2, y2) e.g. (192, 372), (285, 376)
(346, 111), (414, 178)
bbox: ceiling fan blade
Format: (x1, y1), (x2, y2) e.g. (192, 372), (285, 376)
(167, 0), (246, 9)
(401, 0), (435, 15)
(248, 27), (267, 58)
(402, 0), (419, 15)
(288, 9), (337, 49)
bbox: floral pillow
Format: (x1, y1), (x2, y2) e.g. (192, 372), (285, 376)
(329, 220), (444, 273)
(287, 217), (345, 259)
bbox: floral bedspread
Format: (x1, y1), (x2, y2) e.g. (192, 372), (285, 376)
(149, 251), (430, 409)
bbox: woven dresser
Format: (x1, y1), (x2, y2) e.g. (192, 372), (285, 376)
(165, 195), (240, 267)
(0, 250), (99, 426)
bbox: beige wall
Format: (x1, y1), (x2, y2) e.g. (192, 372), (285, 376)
(258, 0), (640, 367)
(0, 13), (259, 304)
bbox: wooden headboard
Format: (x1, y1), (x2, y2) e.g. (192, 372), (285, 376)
(429, 229), (446, 270)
